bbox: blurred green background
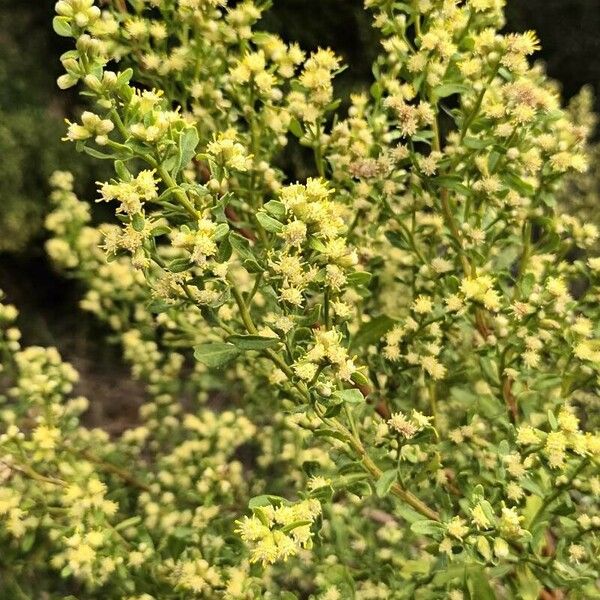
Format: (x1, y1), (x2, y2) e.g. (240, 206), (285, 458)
(0, 0), (599, 359)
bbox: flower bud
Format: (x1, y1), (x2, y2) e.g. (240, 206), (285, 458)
(57, 74), (78, 90)
(494, 538), (510, 559)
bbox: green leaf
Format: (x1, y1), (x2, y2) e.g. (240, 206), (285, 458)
(20, 531), (35, 553)
(433, 175), (470, 196)
(395, 504), (427, 524)
(150, 225), (171, 237)
(347, 271), (372, 287)
(229, 232), (255, 262)
(131, 213), (145, 232)
(410, 519), (446, 537)
(173, 126), (199, 176)
(213, 223), (229, 240)
(385, 230), (410, 250)
(433, 83), (470, 98)
(248, 494), (286, 509)
(114, 516), (143, 531)
(116, 68), (134, 87)
(466, 566), (497, 600)
(256, 212), (283, 233)
(82, 146), (115, 160)
(167, 258), (192, 273)
(332, 389), (365, 404)
(53, 16), (72, 37)
(520, 273), (536, 297)
(114, 160), (131, 181)
(323, 402), (343, 417)
(463, 137), (490, 150)
(215, 235), (232, 263)
(280, 520), (312, 534)
(504, 172), (534, 195)
(226, 334), (279, 351)
(351, 315), (396, 349)
(351, 370), (371, 387)
(264, 200), (286, 219)
(314, 428), (349, 443)
(193, 342), (239, 368)
(370, 81), (383, 101)
(288, 117), (303, 138)
(375, 469), (397, 497)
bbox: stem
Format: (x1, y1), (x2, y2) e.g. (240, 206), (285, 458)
(3, 461), (66, 487)
(459, 61), (501, 142)
(157, 166), (199, 220)
(246, 272), (263, 305)
(81, 450), (151, 492)
(324, 287), (331, 328)
(228, 283), (440, 521)
(529, 459), (589, 529)
(428, 382), (438, 428)
(440, 189), (471, 276)
(514, 219), (532, 299)
(431, 110), (471, 276)
(325, 414), (440, 521)
(313, 122), (325, 178)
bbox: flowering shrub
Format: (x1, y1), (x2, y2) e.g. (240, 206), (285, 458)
(0, 0), (599, 597)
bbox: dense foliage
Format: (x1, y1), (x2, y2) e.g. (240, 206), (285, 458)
(0, 0), (599, 598)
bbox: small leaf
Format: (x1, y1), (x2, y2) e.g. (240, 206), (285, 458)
(20, 531), (35, 553)
(167, 258), (192, 273)
(466, 567), (497, 600)
(351, 371), (370, 386)
(213, 223), (229, 240)
(463, 137), (489, 150)
(53, 16), (72, 37)
(150, 225), (171, 237)
(288, 117), (303, 138)
(375, 469), (397, 497)
(314, 428), (349, 443)
(114, 160), (131, 181)
(385, 230), (410, 250)
(256, 212), (283, 233)
(434, 83), (470, 98)
(227, 334), (279, 351)
(248, 494), (285, 509)
(351, 315), (396, 349)
(410, 519), (446, 537)
(173, 126), (199, 176)
(216, 235), (232, 263)
(131, 213), (145, 232)
(323, 402), (343, 418)
(229, 232), (255, 262)
(82, 146), (115, 160)
(395, 504), (427, 524)
(347, 271), (372, 287)
(280, 520), (312, 534)
(370, 81), (382, 101)
(116, 68), (133, 87)
(332, 389), (365, 404)
(433, 175), (470, 196)
(520, 273), (536, 297)
(264, 200), (286, 219)
(194, 342), (239, 368)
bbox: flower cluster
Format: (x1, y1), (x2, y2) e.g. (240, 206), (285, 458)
(236, 498), (322, 566)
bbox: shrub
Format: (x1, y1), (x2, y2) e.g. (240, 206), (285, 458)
(0, 0), (599, 598)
